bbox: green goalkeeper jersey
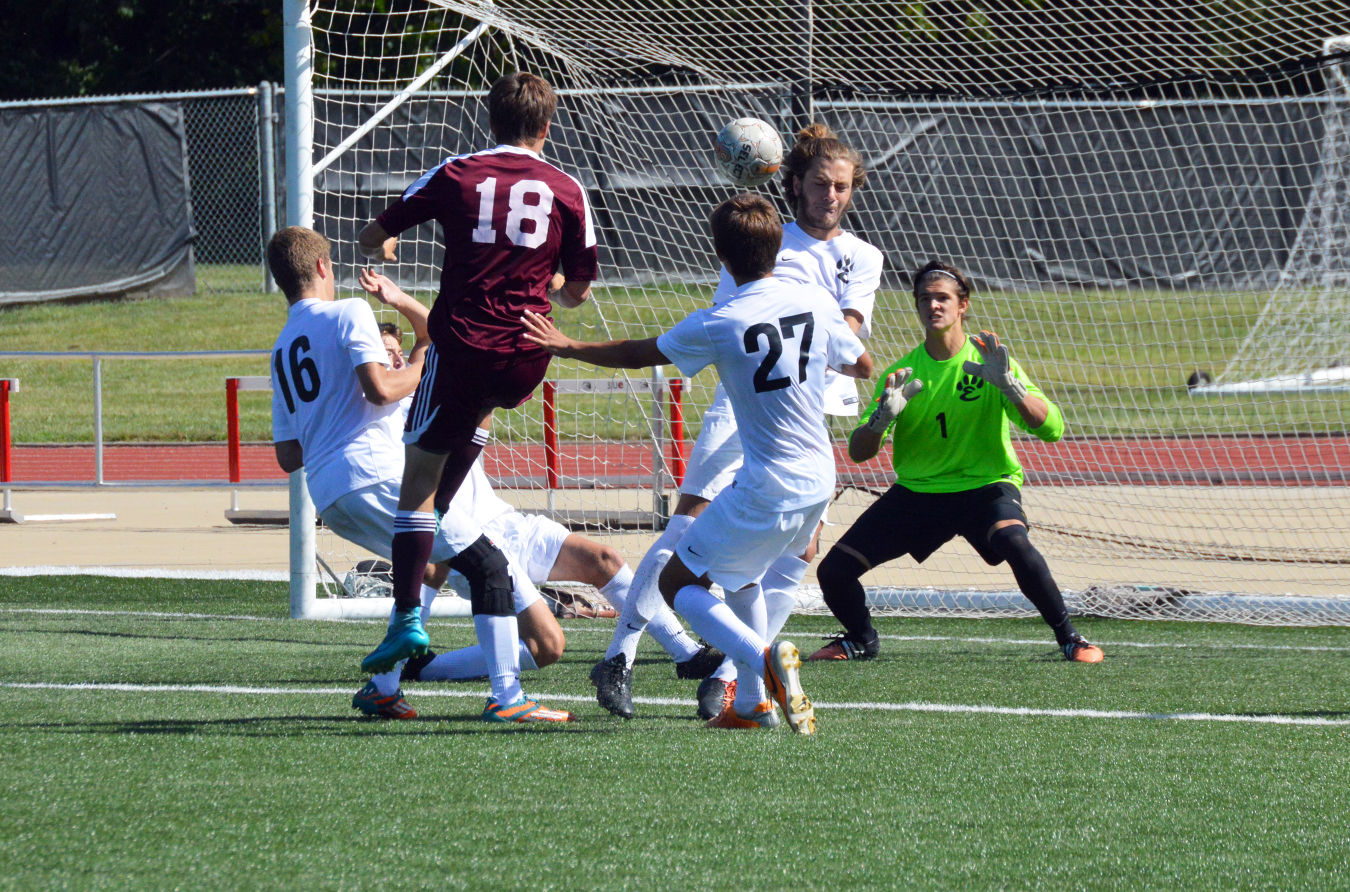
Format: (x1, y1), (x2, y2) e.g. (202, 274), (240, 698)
(859, 337), (1064, 492)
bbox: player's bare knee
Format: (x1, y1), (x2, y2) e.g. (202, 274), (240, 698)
(448, 535), (513, 615)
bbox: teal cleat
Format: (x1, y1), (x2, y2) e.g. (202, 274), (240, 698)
(360, 608), (429, 674)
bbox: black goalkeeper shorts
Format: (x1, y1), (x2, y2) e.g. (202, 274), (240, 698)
(834, 481), (1027, 568)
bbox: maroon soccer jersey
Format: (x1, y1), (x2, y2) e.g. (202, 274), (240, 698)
(377, 145), (598, 355)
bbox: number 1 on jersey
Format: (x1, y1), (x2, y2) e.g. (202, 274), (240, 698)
(471, 177), (555, 248)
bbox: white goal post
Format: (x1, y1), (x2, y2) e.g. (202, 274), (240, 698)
(285, 1), (1350, 625)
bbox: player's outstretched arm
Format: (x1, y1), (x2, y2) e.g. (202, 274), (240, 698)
(961, 330), (1049, 428)
(521, 310), (667, 369)
(847, 369), (922, 463)
(359, 268), (429, 341)
(357, 221), (398, 262)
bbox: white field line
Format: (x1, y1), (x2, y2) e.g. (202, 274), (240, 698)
(2, 681), (1347, 727)
(2, 607), (1349, 653)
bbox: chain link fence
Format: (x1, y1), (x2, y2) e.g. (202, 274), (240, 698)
(0, 85), (285, 300)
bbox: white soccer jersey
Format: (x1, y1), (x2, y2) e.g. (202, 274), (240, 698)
(270, 298), (404, 513)
(717, 221), (883, 416)
(657, 276), (865, 509)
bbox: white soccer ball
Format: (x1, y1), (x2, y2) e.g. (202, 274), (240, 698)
(713, 117), (784, 187)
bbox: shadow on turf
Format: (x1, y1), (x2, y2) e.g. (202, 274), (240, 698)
(1, 714), (617, 736)
(0, 622), (358, 649)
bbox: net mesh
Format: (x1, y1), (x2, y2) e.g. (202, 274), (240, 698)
(306, 1), (1350, 623)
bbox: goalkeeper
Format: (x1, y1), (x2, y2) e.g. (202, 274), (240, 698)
(810, 260), (1103, 663)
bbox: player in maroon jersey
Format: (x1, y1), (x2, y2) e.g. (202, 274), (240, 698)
(354, 72), (598, 720)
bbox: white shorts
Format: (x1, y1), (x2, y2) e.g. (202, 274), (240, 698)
(676, 485), (829, 592)
(322, 480), (541, 613)
(481, 510), (571, 587)
(680, 384), (742, 501)
(320, 480), (478, 564)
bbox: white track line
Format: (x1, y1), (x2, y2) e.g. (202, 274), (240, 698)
(3, 607), (1348, 653)
(2, 681), (1347, 726)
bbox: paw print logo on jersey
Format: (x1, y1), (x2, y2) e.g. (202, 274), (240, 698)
(836, 255), (854, 285)
(956, 373), (985, 401)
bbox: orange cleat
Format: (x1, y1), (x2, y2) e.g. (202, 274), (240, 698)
(1062, 635), (1104, 663)
(764, 641), (817, 735)
(705, 701), (780, 730)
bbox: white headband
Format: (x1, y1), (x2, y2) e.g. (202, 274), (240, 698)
(920, 269), (960, 284)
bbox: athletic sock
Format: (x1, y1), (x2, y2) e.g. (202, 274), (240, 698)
(598, 566), (634, 612)
(672, 585), (767, 675)
(763, 553), (809, 640)
(391, 511), (437, 612)
(604, 513), (695, 665)
(817, 546), (877, 641)
(418, 583), (438, 625)
(726, 584), (768, 709)
(989, 526), (1078, 645)
(474, 613), (523, 704)
(417, 640), (537, 681)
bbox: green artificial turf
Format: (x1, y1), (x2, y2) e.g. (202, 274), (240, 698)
(2, 576), (1347, 889)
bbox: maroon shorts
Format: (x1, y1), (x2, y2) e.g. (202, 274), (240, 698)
(403, 344), (551, 453)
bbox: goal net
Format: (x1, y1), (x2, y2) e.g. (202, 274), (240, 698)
(291, 0), (1350, 625)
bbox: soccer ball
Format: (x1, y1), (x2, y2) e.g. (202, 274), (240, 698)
(713, 118), (784, 187)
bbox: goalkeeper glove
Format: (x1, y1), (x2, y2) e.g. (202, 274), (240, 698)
(963, 330), (1027, 402)
(864, 368), (923, 433)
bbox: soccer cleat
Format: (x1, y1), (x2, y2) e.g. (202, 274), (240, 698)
(806, 630), (879, 662)
(764, 641), (817, 735)
(351, 681), (418, 720)
(696, 677), (736, 721)
(360, 608), (430, 674)
(675, 643), (727, 680)
(399, 649), (438, 682)
(1062, 634), (1104, 663)
(704, 701), (781, 730)
(482, 695), (575, 723)
(590, 654), (635, 719)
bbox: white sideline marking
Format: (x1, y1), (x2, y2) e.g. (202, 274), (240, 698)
(2, 681), (1346, 727)
(0, 567), (288, 581)
(2, 608), (1349, 653)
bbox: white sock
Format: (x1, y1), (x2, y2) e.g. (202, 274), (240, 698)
(604, 513), (695, 665)
(598, 565), (633, 611)
(369, 604), (407, 695)
(763, 554), (808, 640)
(672, 584), (767, 676)
(417, 639), (537, 681)
(370, 665), (402, 696)
(418, 583), (438, 625)
(725, 584), (768, 710)
(474, 613), (523, 704)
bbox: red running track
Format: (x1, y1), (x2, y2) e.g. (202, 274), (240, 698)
(5, 435), (1348, 486)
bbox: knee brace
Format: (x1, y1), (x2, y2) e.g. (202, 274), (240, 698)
(447, 535), (514, 616)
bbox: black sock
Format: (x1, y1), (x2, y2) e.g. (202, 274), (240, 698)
(988, 525), (1077, 645)
(817, 547), (876, 641)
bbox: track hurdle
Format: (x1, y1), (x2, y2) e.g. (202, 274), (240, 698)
(0, 379), (116, 524)
(540, 373), (687, 529)
(224, 375), (288, 524)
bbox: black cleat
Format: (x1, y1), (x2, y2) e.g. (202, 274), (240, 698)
(590, 653), (635, 719)
(806, 630), (880, 661)
(674, 643), (726, 680)
(695, 677), (735, 721)
(399, 649), (438, 682)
